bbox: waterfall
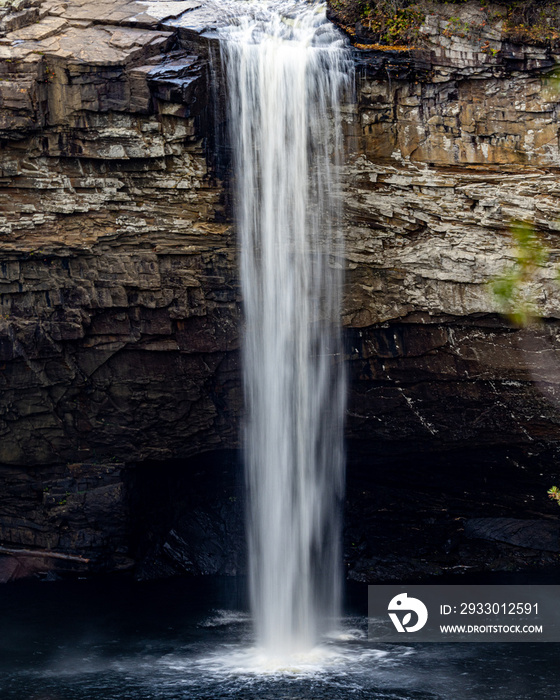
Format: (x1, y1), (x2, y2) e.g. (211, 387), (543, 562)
(219, 1), (352, 656)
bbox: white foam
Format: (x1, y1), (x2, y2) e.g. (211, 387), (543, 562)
(199, 609), (251, 627)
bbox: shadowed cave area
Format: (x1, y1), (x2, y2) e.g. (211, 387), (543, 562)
(124, 443), (560, 586)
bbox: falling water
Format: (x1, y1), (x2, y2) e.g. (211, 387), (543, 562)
(219, 1), (352, 656)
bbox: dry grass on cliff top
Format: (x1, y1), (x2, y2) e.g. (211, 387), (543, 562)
(327, 0), (560, 48)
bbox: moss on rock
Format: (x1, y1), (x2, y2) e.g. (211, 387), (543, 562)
(327, 0), (560, 48)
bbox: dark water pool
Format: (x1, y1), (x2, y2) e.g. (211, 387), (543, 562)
(0, 577), (558, 700)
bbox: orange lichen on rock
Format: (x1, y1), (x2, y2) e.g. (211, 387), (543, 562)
(354, 43), (413, 51)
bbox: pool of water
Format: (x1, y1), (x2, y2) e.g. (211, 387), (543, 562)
(0, 577), (558, 700)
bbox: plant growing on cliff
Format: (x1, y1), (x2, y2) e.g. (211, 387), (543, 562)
(328, 0), (426, 45)
(502, 1), (560, 45)
(547, 485), (560, 505)
(360, 2), (426, 45)
(327, 0), (560, 47)
(442, 16), (471, 39)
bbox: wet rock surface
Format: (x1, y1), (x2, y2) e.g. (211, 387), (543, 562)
(0, 459), (130, 580)
(344, 444), (560, 582)
(128, 451), (245, 580)
(1, 445), (559, 584)
(464, 517), (560, 552)
(0, 0), (559, 581)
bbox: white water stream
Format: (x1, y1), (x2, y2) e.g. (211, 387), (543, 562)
(218, 1), (352, 657)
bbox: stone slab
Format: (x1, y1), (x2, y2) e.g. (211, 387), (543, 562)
(465, 518), (560, 552)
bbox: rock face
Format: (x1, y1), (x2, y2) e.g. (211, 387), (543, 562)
(1, 0), (560, 579)
(343, 4), (560, 455)
(0, 458), (129, 580)
(465, 518), (560, 552)
(343, 443), (560, 583)
(0, 0), (241, 469)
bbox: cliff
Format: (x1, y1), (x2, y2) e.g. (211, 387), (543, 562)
(1, 0), (560, 580)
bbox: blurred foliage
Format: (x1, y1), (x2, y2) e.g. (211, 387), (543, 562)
(543, 65), (560, 99)
(490, 222), (549, 327)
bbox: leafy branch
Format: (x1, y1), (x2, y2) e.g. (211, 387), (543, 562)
(547, 485), (560, 506)
(490, 221), (549, 327)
